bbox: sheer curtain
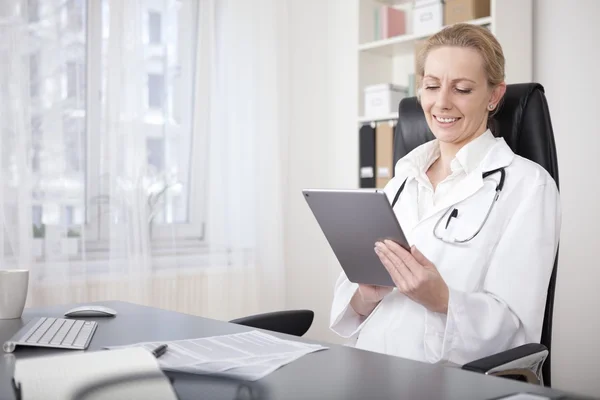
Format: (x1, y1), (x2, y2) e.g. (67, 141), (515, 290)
(0, 0), (287, 321)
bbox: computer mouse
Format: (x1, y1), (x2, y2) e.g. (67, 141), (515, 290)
(64, 305), (117, 318)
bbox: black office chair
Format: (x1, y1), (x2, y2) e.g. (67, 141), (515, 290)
(229, 310), (314, 337)
(393, 82), (559, 387)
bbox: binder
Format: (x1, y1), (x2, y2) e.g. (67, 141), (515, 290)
(380, 5), (406, 39)
(359, 124), (376, 188)
(375, 121), (395, 188)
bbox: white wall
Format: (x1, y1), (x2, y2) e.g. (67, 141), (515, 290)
(533, 0), (600, 396)
(284, 0), (357, 344)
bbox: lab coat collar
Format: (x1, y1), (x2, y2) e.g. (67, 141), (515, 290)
(394, 139), (439, 181)
(395, 129), (498, 179)
(452, 129), (498, 175)
(419, 138), (515, 224)
(394, 135), (515, 227)
(478, 136), (515, 172)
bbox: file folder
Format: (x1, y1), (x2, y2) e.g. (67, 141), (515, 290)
(375, 122), (394, 188)
(359, 124), (376, 188)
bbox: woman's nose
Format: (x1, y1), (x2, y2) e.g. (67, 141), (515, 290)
(436, 88), (452, 110)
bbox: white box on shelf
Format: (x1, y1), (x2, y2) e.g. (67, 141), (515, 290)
(364, 83), (408, 117)
(413, 0), (444, 36)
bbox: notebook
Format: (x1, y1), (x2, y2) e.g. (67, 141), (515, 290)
(12, 347), (177, 400)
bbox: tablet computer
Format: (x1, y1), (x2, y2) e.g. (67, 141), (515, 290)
(302, 188), (409, 287)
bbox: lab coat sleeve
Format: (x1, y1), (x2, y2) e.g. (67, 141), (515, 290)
(329, 272), (363, 338)
(423, 180), (561, 365)
(329, 271), (387, 338)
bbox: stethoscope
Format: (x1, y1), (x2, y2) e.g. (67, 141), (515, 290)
(390, 167), (506, 244)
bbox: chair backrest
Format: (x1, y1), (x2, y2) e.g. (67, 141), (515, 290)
(392, 83), (559, 386)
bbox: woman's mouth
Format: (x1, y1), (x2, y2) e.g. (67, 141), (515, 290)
(433, 115), (461, 127)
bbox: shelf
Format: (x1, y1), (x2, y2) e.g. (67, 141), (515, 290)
(358, 112), (399, 124)
(372, 0), (413, 8)
(372, 0), (413, 5)
(358, 16), (493, 57)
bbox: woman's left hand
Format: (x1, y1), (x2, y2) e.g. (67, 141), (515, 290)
(374, 240), (449, 314)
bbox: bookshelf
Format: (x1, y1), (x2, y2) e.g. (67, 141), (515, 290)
(358, 0), (533, 122)
(358, 16), (492, 57)
(373, 0), (415, 5)
(356, 0), (533, 188)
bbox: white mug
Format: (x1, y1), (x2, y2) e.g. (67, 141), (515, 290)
(0, 270), (29, 319)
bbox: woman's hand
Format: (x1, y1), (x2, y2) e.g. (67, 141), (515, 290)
(350, 284), (392, 317)
(357, 284), (393, 304)
(375, 240), (449, 314)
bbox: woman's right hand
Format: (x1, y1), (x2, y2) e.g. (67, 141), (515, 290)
(357, 284), (393, 304)
(350, 284), (393, 317)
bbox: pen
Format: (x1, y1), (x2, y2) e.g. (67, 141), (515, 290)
(445, 208), (459, 229)
(151, 344), (168, 358)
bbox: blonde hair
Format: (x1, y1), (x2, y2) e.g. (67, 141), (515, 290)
(416, 23), (505, 88)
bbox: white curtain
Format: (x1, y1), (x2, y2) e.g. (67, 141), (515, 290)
(0, 0), (287, 321)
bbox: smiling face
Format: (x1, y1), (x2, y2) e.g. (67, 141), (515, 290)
(420, 46), (505, 148)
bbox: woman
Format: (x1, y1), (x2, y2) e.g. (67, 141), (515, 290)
(330, 23), (561, 366)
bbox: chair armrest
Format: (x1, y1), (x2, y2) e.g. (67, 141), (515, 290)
(229, 310), (314, 337)
(462, 343), (548, 385)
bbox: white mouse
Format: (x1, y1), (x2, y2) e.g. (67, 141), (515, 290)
(64, 305), (117, 318)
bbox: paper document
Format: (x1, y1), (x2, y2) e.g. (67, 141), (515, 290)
(104, 330), (328, 381)
(13, 347), (177, 400)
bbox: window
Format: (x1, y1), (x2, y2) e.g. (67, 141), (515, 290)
(94, 0), (201, 240)
(148, 11), (162, 44)
(25, 0), (202, 254)
(28, 0), (39, 23)
(31, 115), (42, 172)
(67, 0), (85, 31)
(63, 116), (85, 172)
(63, 205), (83, 227)
(147, 137), (165, 174)
(32, 144), (41, 172)
(27, 0), (88, 248)
(29, 53), (39, 98)
(66, 61), (84, 99)
(147, 73), (164, 109)
(32, 206), (43, 228)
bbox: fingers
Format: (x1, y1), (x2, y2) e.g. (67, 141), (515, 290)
(382, 240), (414, 278)
(375, 241), (446, 312)
(382, 240), (421, 274)
(375, 242), (413, 291)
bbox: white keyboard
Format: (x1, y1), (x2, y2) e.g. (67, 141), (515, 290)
(3, 317), (98, 353)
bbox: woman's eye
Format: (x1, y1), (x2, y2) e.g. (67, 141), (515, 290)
(424, 86), (439, 90)
(456, 88), (472, 94)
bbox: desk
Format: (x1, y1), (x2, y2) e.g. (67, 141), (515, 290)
(0, 301), (584, 400)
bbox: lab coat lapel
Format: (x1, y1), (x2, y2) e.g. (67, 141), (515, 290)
(418, 172), (483, 224)
(415, 140), (515, 227)
(394, 177), (421, 235)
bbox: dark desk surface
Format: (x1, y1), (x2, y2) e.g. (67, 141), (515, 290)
(0, 301), (586, 400)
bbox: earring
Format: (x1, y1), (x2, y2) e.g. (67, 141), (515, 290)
(488, 104), (495, 111)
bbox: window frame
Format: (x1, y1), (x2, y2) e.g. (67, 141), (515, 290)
(83, 0), (206, 246)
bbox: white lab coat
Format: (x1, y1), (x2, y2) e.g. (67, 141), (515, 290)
(330, 133), (561, 366)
